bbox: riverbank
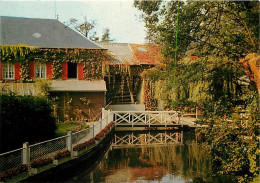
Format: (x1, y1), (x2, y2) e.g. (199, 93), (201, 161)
(22, 127), (115, 182)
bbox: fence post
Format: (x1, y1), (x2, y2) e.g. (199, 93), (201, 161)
(108, 110), (111, 124)
(181, 112), (183, 127)
(102, 108), (105, 120)
(22, 142), (30, 165)
(100, 118), (102, 130)
(67, 131), (72, 153)
(92, 124), (95, 138)
(106, 112), (109, 125)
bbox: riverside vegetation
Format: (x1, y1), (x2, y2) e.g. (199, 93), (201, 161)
(134, 1), (259, 182)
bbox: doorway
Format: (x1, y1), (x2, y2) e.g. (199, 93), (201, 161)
(68, 63), (77, 79)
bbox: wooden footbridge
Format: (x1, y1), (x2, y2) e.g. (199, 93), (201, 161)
(112, 111), (197, 131)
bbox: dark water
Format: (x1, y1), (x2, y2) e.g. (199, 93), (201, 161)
(67, 131), (231, 183)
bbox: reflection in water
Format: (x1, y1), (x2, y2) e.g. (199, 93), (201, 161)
(68, 131), (231, 183)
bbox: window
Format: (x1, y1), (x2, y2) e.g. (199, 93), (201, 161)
(35, 63), (46, 79)
(68, 63), (77, 79)
(3, 62), (14, 79)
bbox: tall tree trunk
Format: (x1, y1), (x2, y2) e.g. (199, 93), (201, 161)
(240, 53), (260, 95)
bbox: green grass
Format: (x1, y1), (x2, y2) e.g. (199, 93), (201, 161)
(55, 122), (89, 137)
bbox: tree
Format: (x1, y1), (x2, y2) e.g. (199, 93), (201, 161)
(134, 0), (259, 109)
(69, 17), (97, 39)
(134, 2), (259, 181)
(0, 93), (56, 152)
(89, 31), (99, 42)
(101, 28), (113, 42)
(134, 1), (259, 60)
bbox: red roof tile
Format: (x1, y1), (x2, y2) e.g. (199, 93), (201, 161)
(130, 44), (163, 65)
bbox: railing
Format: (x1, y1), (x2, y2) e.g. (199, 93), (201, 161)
(112, 131), (183, 149)
(113, 111), (183, 127)
(0, 109), (114, 174)
(0, 148), (24, 173)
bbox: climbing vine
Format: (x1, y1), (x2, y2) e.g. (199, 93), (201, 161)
(20, 60), (30, 81)
(1, 45), (110, 81)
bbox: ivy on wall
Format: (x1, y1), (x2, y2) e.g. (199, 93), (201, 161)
(84, 60), (103, 80)
(1, 45), (160, 106)
(20, 60), (30, 81)
(1, 45), (109, 81)
(104, 64), (154, 104)
(142, 78), (158, 110)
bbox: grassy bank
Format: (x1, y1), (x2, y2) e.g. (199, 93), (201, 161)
(55, 121), (89, 137)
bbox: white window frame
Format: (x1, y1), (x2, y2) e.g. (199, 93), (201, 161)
(3, 62), (14, 79)
(35, 63), (46, 79)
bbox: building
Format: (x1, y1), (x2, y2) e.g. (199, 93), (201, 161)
(96, 42), (163, 108)
(0, 16), (107, 121)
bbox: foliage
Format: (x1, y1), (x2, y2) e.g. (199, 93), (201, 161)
(1, 46), (109, 81)
(79, 97), (91, 105)
(69, 17), (96, 38)
(196, 91), (259, 182)
(54, 150), (70, 160)
(30, 157), (53, 168)
(0, 165), (28, 182)
(0, 93), (56, 153)
(1, 45), (39, 60)
(239, 53), (260, 94)
(55, 121), (89, 136)
(107, 121), (114, 128)
(134, 1), (259, 60)
(135, 1), (259, 182)
(73, 138), (94, 151)
(101, 28), (114, 42)
(104, 65), (149, 104)
(34, 79), (51, 98)
(94, 122), (113, 141)
(94, 131), (105, 140)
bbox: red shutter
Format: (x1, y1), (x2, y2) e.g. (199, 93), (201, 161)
(62, 62), (68, 80)
(29, 62), (35, 79)
(78, 63), (84, 80)
(46, 62), (52, 80)
(14, 62), (21, 80)
(0, 62), (2, 80)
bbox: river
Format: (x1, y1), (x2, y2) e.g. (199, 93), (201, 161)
(65, 130), (232, 183)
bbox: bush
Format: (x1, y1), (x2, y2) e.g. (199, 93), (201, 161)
(54, 150), (70, 160)
(31, 157), (53, 168)
(0, 93), (56, 153)
(73, 138), (95, 151)
(0, 165), (28, 182)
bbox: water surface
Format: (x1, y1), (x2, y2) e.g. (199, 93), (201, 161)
(67, 131), (231, 183)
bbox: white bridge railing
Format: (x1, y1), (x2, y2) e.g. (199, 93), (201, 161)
(112, 131), (183, 149)
(113, 111), (183, 127)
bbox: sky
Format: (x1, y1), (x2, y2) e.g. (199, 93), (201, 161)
(0, 0), (147, 44)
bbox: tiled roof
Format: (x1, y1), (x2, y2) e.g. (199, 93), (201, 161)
(0, 16), (103, 49)
(96, 43), (163, 65)
(50, 80), (106, 92)
(129, 44), (163, 65)
(95, 42), (137, 65)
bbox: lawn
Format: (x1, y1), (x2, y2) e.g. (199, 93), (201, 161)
(55, 122), (89, 137)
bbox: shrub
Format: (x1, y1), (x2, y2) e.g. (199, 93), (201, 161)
(73, 142), (87, 151)
(73, 138), (95, 151)
(31, 157), (53, 168)
(54, 150), (70, 160)
(0, 94), (56, 152)
(0, 165), (28, 182)
(94, 131), (105, 140)
(107, 121), (114, 128)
